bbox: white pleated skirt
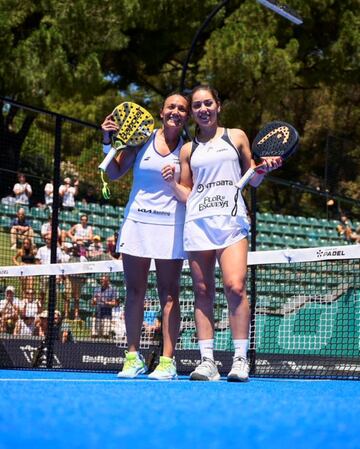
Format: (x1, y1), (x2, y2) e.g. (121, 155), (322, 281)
(184, 215), (249, 251)
(116, 218), (186, 260)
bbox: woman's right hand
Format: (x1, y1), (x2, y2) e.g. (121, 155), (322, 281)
(101, 114), (119, 143)
(161, 164), (176, 183)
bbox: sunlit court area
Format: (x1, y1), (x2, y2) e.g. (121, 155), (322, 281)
(0, 1), (359, 448)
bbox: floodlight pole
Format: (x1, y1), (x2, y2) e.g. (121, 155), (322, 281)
(179, 0), (229, 92)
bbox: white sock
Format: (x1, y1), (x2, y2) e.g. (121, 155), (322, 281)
(233, 339), (248, 359)
(198, 339), (214, 361)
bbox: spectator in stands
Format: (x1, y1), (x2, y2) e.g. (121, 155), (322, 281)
(13, 172), (32, 206)
(88, 235), (104, 261)
(35, 233), (64, 304)
(59, 177), (79, 211)
(112, 306), (126, 343)
(41, 213), (65, 243)
(91, 275), (119, 338)
(66, 214), (93, 247)
(14, 288), (41, 336)
(34, 309), (73, 343)
(106, 231), (120, 260)
(0, 286), (22, 334)
(12, 237), (37, 295)
(82, 185), (98, 204)
(142, 299), (161, 341)
(36, 234), (63, 265)
(10, 207), (34, 250)
(44, 179), (54, 210)
(336, 214), (360, 244)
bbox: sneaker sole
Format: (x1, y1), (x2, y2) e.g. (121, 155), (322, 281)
(117, 368), (147, 379)
(190, 372), (221, 381)
(147, 375), (178, 381)
(227, 374), (249, 382)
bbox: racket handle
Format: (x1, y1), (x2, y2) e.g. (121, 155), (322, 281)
(98, 147), (118, 171)
(235, 163), (266, 190)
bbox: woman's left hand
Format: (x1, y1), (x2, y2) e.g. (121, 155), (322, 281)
(258, 156), (283, 174)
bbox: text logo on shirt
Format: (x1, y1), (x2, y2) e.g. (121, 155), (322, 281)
(197, 180), (233, 193)
(198, 195), (229, 212)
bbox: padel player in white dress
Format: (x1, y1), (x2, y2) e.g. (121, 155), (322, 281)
(162, 85), (282, 382)
(101, 93), (189, 380)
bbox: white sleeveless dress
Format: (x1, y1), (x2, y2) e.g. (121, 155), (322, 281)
(184, 129), (249, 251)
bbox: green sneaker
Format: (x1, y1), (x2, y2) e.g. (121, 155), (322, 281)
(117, 351), (147, 379)
(148, 356), (178, 380)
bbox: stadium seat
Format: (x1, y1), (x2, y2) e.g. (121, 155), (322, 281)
(0, 216), (12, 228)
(31, 219), (42, 233)
(0, 203), (17, 216)
(102, 204), (117, 216)
(88, 203), (102, 213)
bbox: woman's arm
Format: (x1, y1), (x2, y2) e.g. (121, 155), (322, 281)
(230, 128), (282, 188)
(161, 143), (193, 203)
(13, 250), (21, 266)
(101, 113), (137, 180)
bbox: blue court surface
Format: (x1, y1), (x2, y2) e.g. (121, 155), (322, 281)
(0, 370), (359, 449)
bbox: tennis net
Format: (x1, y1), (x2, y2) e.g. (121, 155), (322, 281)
(0, 244), (359, 378)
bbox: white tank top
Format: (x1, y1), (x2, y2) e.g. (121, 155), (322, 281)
(186, 128), (248, 222)
(124, 130), (186, 225)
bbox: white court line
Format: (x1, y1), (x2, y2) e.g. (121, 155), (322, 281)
(0, 378), (142, 383)
(0, 377), (333, 383)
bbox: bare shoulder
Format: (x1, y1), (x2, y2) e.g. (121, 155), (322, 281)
(180, 141), (192, 160)
(228, 128), (249, 146)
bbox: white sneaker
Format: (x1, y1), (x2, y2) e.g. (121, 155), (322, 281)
(190, 357), (221, 381)
(227, 356), (249, 382)
(117, 351), (147, 378)
(148, 356), (178, 380)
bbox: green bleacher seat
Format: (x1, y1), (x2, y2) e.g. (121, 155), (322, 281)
(0, 216), (12, 228)
(101, 227), (114, 239)
(0, 203), (17, 215)
(30, 207), (49, 219)
(273, 214), (287, 224)
(306, 217), (320, 227)
(90, 214), (104, 226)
(88, 203), (102, 213)
(31, 219), (42, 233)
(257, 212), (274, 222)
(102, 204), (117, 216)
(284, 215), (298, 225)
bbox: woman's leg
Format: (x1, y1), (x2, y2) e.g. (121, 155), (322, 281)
(189, 250), (216, 341)
(188, 250), (220, 381)
(154, 259), (183, 358)
(217, 238), (250, 381)
(217, 238), (249, 340)
(122, 254), (151, 352)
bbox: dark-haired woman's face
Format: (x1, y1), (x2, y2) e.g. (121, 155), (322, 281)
(161, 95), (189, 129)
(191, 89), (220, 128)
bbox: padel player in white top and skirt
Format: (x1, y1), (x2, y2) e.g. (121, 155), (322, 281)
(162, 85), (282, 382)
(101, 93), (189, 380)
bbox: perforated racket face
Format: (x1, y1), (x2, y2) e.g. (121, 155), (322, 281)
(112, 102), (154, 148)
(252, 121), (299, 160)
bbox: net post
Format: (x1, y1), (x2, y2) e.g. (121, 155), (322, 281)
(45, 115), (63, 368)
(249, 187), (257, 374)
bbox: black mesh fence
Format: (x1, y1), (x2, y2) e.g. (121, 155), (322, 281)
(0, 97), (359, 378)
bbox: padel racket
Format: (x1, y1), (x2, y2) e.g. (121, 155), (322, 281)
(99, 102), (154, 198)
(99, 102), (154, 171)
(235, 121), (299, 191)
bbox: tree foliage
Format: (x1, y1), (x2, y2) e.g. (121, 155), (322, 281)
(0, 0), (359, 216)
